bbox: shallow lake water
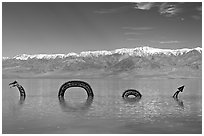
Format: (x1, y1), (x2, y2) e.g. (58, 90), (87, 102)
(2, 78), (202, 134)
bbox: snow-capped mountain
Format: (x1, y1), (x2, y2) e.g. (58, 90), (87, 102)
(2, 46), (202, 78)
(2, 57), (10, 60)
(3, 46), (202, 60)
(11, 53), (76, 60)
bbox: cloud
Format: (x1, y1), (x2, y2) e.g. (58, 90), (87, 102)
(94, 8), (118, 14)
(126, 38), (141, 41)
(159, 41), (184, 44)
(159, 3), (182, 17)
(151, 40), (185, 44)
(134, 2), (182, 17)
(196, 6), (202, 12)
(190, 5), (202, 20)
(122, 27), (153, 31)
(124, 32), (143, 35)
(134, 2), (155, 10)
(95, 2), (201, 21)
(191, 15), (201, 20)
(123, 27), (153, 40)
(94, 5), (131, 14)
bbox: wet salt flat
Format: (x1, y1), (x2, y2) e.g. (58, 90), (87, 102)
(2, 78), (202, 134)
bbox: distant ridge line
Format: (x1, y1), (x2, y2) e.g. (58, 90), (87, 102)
(3, 46), (202, 60)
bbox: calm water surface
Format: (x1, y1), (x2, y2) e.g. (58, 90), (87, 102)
(2, 78), (202, 134)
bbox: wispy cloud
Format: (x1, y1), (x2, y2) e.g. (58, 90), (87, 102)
(196, 6), (202, 12)
(94, 5), (131, 14)
(192, 5), (202, 20)
(159, 41), (181, 44)
(126, 38), (141, 41)
(135, 2), (155, 10)
(123, 27), (153, 40)
(94, 8), (118, 14)
(151, 40), (185, 44)
(122, 27), (153, 31)
(95, 2), (201, 21)
(124, 32), (143, 35)
(159, 3), (182, 17)
(134, 2), (183, 17)
(191, 15), (201, 20)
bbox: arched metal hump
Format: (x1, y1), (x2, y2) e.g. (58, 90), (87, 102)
(58, 80), (94, 98)
(122, 89), (142, 98)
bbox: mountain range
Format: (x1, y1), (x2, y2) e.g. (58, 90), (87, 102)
(2, 46), (202, 79)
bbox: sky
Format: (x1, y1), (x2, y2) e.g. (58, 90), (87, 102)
(2, 2), (202, 57)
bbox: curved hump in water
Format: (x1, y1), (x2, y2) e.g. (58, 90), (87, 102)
(122, 89), (142, 100)
(58, 80), (94, 98)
